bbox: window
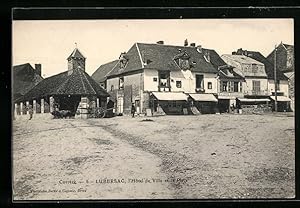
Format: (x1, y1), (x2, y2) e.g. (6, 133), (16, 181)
(222, 81), (228, 92)
(119, 77), (124, 89)
(159, 71), (170, 89)
(100, 83), (105, 89)
(153, 77), (157, 82)
(252, 64), (258, 72)
(207, 82), (212, 89)
(176, 81), (182, 88)
(179, 59), (190, 70)
(111, 85), (114, 91)
(196, 75), (204, 88)
(228, 82), (234, 92)
(234, 82), (239, 92)
(252, 80), (261, 92)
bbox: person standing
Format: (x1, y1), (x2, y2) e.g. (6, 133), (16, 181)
(131, 103), (136, 118)
(28, 104), (33, 120)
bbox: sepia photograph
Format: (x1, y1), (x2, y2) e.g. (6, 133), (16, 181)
(12, 18), (295, 200)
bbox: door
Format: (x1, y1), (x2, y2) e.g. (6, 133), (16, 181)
(117, 96), (124, 114)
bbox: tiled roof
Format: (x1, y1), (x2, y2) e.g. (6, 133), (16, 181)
(15, 68), (109, 102)
(218, 67), (245, 80)
(67, 48), (86, 60)
(246, 51), (288, 80)
(13, 63), (43, 100)
(282, 43), (294, 50)
(92, 60), (119, 83)
(222, 54), (264, 65)
(106, 43), (219, 78)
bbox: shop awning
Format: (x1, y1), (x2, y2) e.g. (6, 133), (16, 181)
(237, 98), (270, 102)
(189, 93), (218, 102)
(270, 96), (291, 102)
(151, 92), (188, 101)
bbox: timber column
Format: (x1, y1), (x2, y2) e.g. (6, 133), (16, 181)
(14, 103), (18, 117)
(49, 96), (54, 113)
(26, 101), (30, 114)
(41, 98), (45, 113)
(33, 100), (37, 114)
(20, 102), (23, 115)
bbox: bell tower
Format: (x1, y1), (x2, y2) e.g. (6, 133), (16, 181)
(67, 46), (86, 75)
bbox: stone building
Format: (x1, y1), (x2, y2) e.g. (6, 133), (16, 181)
(13, 63), (43, 101)
(14, 47), (109, 118)
(234, 48), (291, 111)
(267, 43), (294, 111)
(92, 41), (222, 115)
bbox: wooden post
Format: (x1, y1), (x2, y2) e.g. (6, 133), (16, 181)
(33, 100), (37, 114)
(49, 96), (54, 113)
(41, 98), (45, 113)
(26, 101), (29, 115)
(96, 98), (99, 108)
(20, 102), (23, 115)
(14, 103), (18, 117)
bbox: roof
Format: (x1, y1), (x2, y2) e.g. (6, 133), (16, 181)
(67, 48), (86, 60)
(222, 54), (264, 65)
(13, 63), (43, 100)
(151, 92), (188, 101)
(282, 43), (294, 50)
(203, 49), (227, 68)
(92, 60), (119, 83)
(246, 51), (288, 80)
(218, 67), (245, 80)
(270, 96), (291, 102)
(106, 43), (219, 78)
(189, 93), (217, 102)
(15, 68), (109, 102)
(221, 54), (267, 77)
(284, 72), (294, 79)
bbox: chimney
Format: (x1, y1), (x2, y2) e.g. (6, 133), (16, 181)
(196, 45), (202, 53)
(184, 39), (188, 46)
(156, 40), (164, 44)
(190, 43), (196, 47)
(236, 48), (243, 55)
(35, 64), (41, 76)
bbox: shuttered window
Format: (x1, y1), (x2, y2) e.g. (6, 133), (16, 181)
(252, 80), (260, 92)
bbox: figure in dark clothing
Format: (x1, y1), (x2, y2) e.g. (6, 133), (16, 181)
(28, 104), (33, 120)
(131, 103), (136, 118)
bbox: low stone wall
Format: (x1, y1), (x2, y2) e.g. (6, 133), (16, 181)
(240, 104), (272, 114)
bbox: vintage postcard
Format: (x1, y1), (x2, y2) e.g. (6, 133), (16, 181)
(12, 18), (295, 200)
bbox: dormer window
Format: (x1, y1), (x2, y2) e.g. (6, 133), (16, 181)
(179, 59), (190, 70)
(174, 51), (190, 70)
(252, 64), (258, 72)
(119, 52), (128, 69)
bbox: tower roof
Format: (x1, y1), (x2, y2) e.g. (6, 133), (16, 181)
(67, 48), (86, 60)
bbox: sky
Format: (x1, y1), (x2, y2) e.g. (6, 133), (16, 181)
(13, 19), (294, 78)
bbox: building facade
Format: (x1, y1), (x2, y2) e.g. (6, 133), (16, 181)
(267, 43), (294, 111)
(93, 42), (221, 115)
